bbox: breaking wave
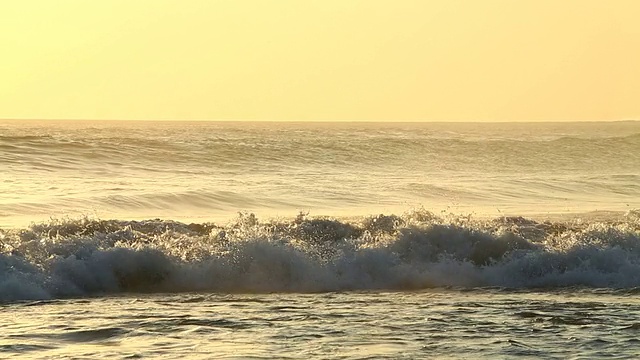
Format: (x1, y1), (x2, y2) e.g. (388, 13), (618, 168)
(2, 209), (640, 303)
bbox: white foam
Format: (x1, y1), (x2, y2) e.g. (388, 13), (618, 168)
(1, 210), (640, 302)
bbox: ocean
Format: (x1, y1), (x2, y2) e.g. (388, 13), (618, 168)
(1, 120), (640, 358)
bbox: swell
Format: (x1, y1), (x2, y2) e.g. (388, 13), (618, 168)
(1, 209), (640, 303)
(2, 131), (639, 171)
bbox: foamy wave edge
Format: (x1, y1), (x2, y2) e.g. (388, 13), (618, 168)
(2, 209), (640, 302)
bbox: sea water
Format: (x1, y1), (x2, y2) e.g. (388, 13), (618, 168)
(1, 120), (640, 358)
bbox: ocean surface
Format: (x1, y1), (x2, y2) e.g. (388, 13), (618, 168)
(1, 120), (640, 358)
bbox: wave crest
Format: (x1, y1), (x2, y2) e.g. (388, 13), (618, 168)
(1, 209), (640, 302)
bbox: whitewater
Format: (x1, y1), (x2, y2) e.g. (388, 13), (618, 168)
(1, 120), (640, 358)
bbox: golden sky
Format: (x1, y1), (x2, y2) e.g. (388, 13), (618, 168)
(1, 0), (638, 121)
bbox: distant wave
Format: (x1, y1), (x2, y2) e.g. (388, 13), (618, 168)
(2, 209), (640, 303)
(2, 129), (639, 176)
(2, 132), (640, 154)
(550, 132), (640, 143)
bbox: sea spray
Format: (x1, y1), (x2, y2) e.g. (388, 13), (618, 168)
(2, 209), (640, 303)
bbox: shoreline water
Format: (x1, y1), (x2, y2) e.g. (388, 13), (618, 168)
(3, 289), (640, 359)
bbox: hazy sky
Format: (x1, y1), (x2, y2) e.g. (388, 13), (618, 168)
(1, 0), (638, 121)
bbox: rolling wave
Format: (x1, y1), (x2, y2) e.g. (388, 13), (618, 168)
(2, 209), (640, 303)
(2, 129), (639, 168)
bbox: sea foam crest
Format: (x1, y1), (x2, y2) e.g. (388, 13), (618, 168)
(1, 209), (640, 302)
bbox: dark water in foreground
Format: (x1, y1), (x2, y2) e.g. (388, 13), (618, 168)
(2, 290), (640, 359)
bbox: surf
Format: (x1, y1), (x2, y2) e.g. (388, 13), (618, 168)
(1, 209), (639, 303)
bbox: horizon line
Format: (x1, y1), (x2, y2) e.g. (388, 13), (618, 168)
(1, 118), (638, 124)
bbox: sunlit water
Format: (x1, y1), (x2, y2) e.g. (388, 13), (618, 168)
(1, 120), (640, 358)
(3, 290), (640, 359)
(1, 121), (639, 227)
